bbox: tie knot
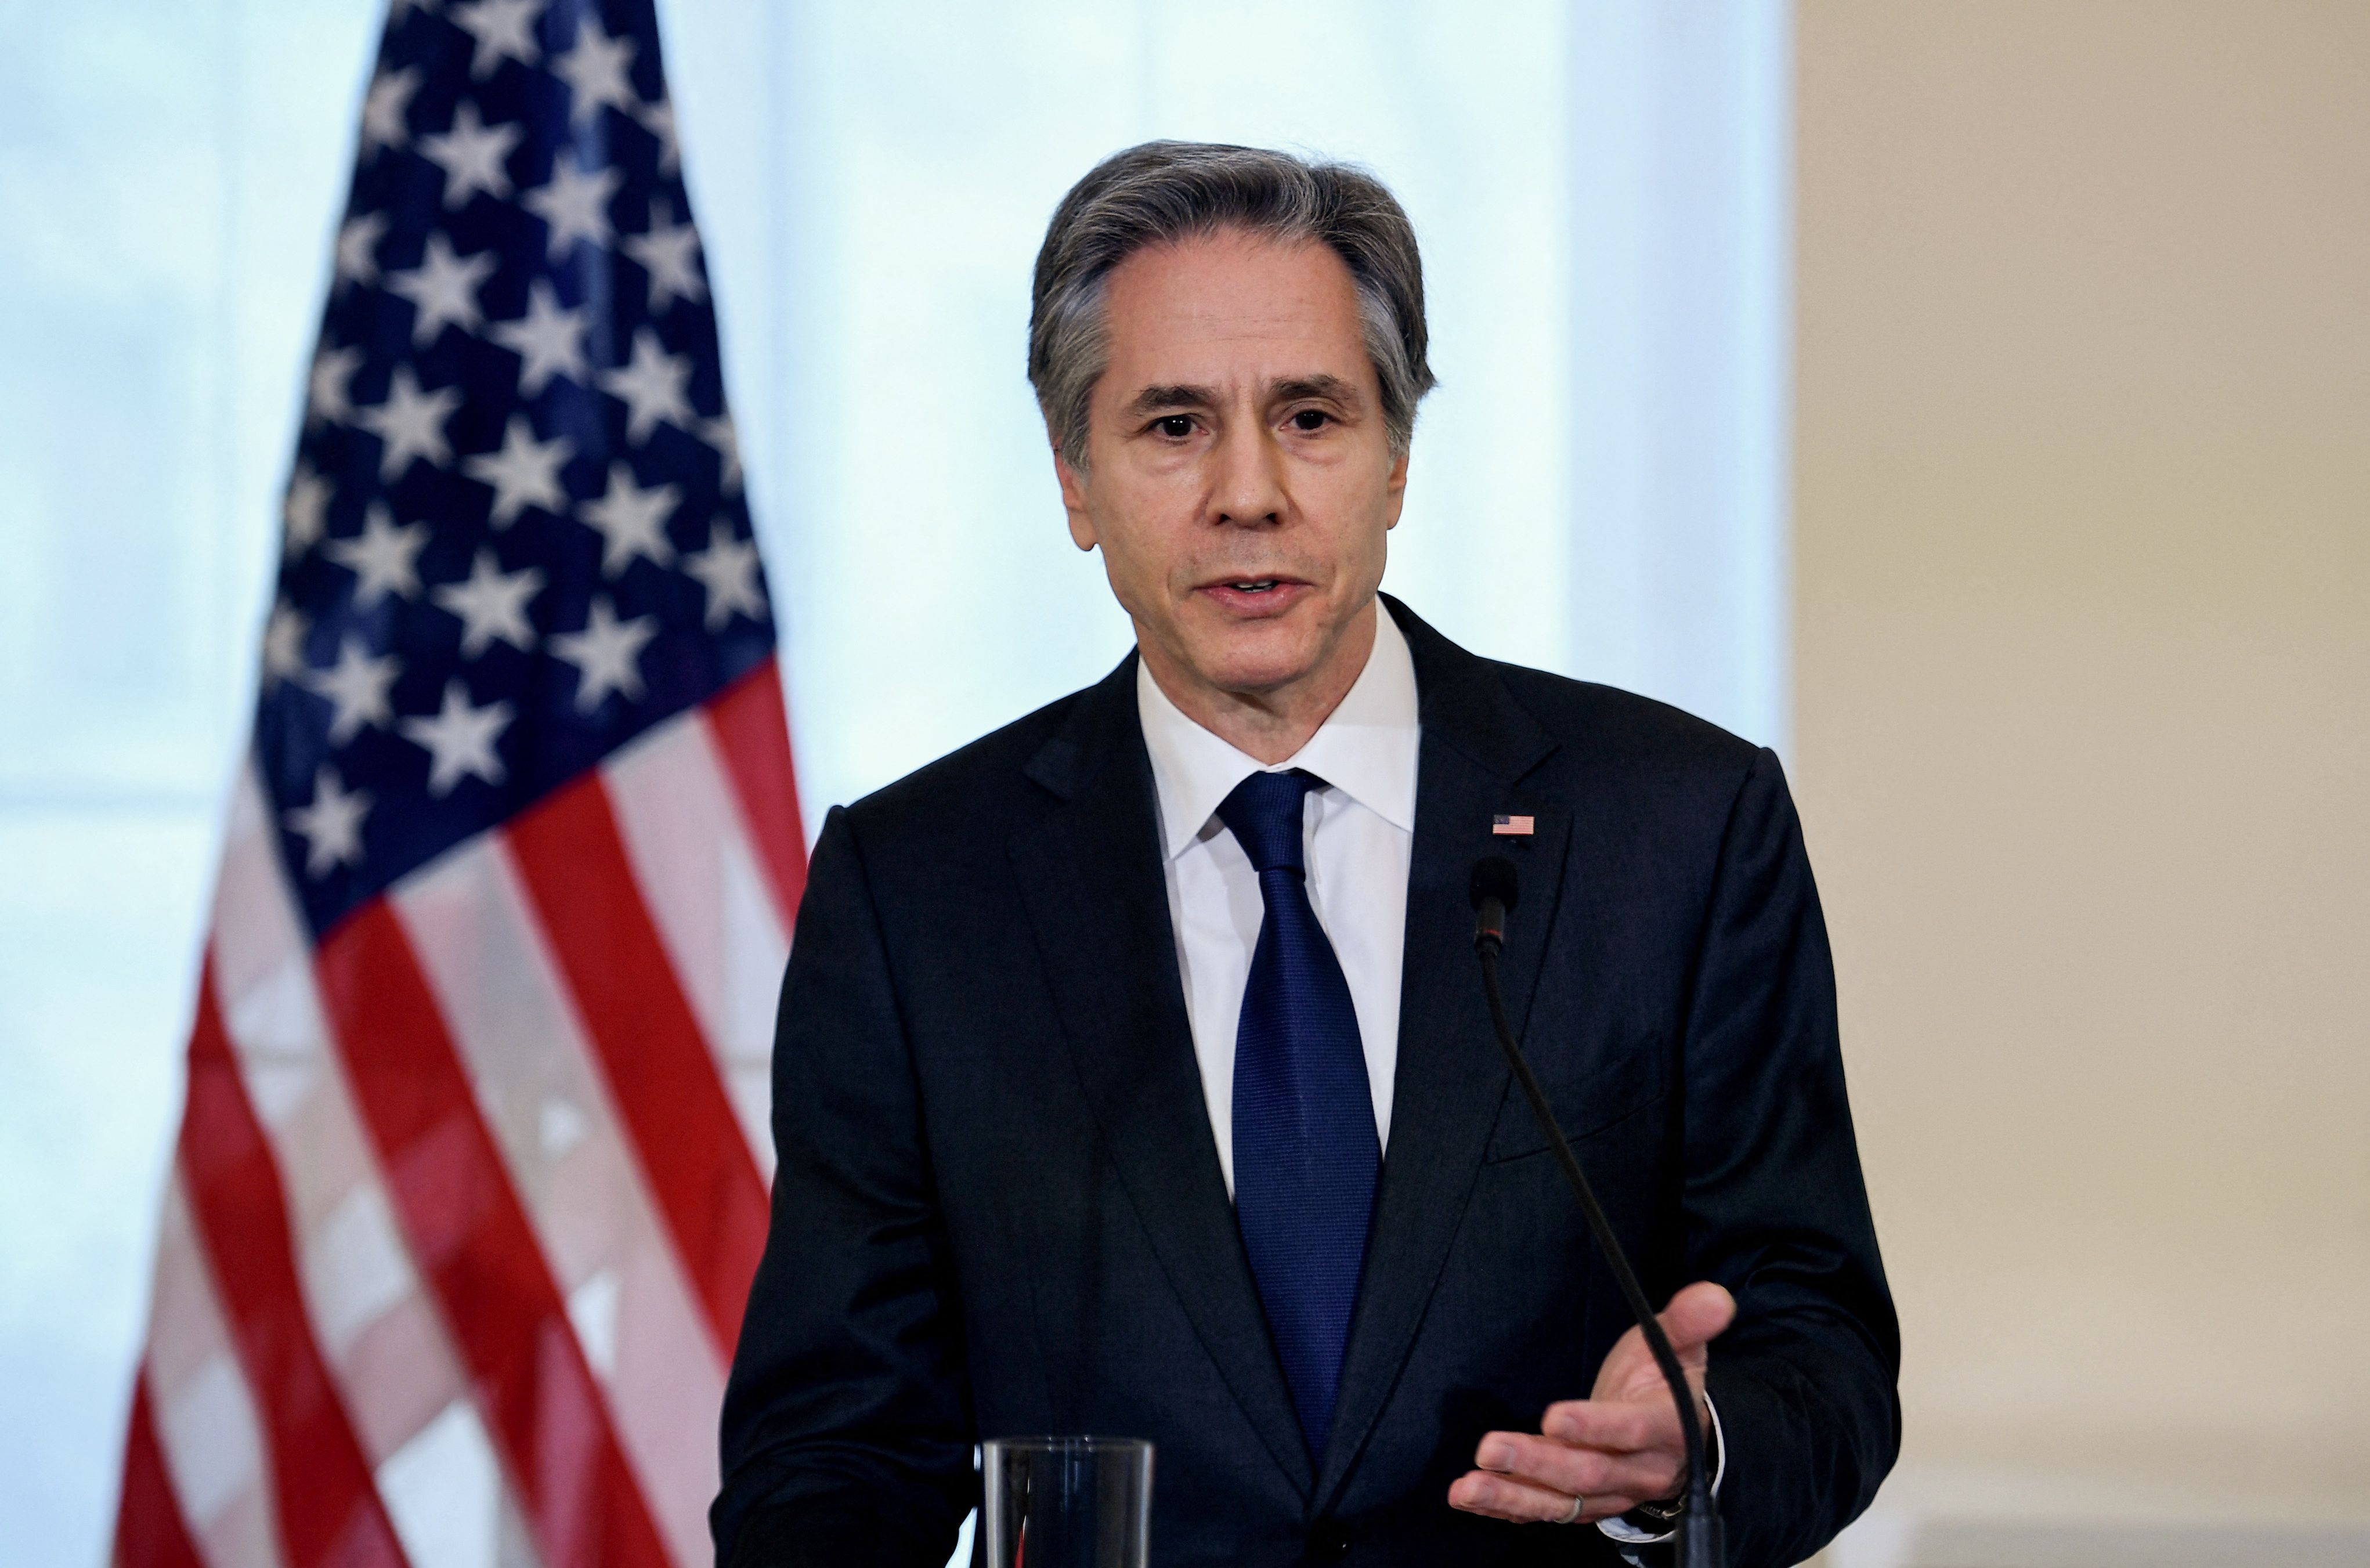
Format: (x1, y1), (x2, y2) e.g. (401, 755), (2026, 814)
(1216, 769), (1323, 875)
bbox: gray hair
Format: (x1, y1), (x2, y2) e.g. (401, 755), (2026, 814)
(1028, 140), (1436, 470)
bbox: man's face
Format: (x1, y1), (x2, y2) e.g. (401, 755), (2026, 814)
(1056, 229), (1408, 709)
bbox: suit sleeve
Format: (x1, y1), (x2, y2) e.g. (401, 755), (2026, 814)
(1681, 749), (1902, 1567)
(711, 805), (975, 1568)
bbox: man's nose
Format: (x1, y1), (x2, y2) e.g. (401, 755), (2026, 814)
(1209, 418), (1287, 528)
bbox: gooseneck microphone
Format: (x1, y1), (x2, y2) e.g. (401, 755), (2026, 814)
(1468, 857), (1722, 1568)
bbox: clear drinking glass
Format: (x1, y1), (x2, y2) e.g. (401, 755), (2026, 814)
(980, 1436), (1154, 1568)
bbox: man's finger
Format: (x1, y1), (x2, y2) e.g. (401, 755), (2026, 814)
(1540, 1397), (1672, 1453)
(1448, 1468), (1639, 1526)
(1472, 1430), (1679, 1505)
(1658, 1281), (1736, 1356)
(1590, 1280), (1739, 1400)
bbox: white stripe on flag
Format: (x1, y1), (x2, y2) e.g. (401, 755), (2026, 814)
(145, 1175), (288, 1568)
(393, 831), (726, 1568)
(603, 709), (789, 1171)
(374, 1397), (507, 1568)
(208, 766), (521, 1560)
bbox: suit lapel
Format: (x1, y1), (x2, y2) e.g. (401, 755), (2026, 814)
(1007, 658), (1316, 1499)
(1316, 599), (1573, 1506)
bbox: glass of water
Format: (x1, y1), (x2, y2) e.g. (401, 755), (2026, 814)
(981, 1436), (1153, 1568)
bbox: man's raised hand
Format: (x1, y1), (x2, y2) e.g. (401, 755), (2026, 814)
(1447, 1281), (1736, 1524)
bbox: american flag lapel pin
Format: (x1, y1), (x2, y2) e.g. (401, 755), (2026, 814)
(1492, 814), (1535, 837)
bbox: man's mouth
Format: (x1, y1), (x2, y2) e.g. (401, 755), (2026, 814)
(1198, 576), (1309, 617)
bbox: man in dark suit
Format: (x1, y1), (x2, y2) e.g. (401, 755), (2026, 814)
(714, 142), (1898, 1567)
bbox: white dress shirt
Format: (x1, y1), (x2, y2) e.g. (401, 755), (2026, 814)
(1136, 602), (1420, 1197)
(1136, 601), (1722, 1545)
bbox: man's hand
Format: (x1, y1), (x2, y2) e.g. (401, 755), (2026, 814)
(1447, 1281), (1736, 1524)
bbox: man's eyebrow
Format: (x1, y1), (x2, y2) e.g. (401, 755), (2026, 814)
(1121, 384), (1220, 418)
(1269, 374), (1363, 407)
(1121, 375), (1367, 420)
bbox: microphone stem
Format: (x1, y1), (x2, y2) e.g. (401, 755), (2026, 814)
(1476, 943), (1715, 1537)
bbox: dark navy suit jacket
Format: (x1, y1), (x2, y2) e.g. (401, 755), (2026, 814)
(714, 599), (1899, 1567)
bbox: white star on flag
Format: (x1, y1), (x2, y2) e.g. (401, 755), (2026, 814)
(554, 14), (638, 127)
(637, 96), (681, 177)
(577, 463), (680, 575)
(489, 277), (592, 396)
(283, 463), (332, 551)
(700, 413), (741, 492)
(451, 0), (541, 78)
(464, 414), (572, 526)
(389, 231), (499, 346)
(334, 211), (388, 288)
(421, 101), (523, 207)
(399, 680), (515, 796)
(551, 597), (659, 710)
(683, 523), (765, 629)
(356, 364), (463, 478)
(325, 504), (429, 608)
(523, 150), (623, 259)
(624, 207), (704, 310)
(599, 328), (695, 444)
(360, 64), (421, 154)
(309, 344), (364, 426)
(305, 636), (403, 744)
(261, 601), (309, 687)
(431, 550), (544, 656)
(283, 766), (371, 876)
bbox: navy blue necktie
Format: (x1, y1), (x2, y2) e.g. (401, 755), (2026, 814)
(1217, 768), (1381, 1460)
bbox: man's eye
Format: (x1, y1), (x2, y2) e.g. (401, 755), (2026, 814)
(1154, 416), (1195, 439)
(1289, 409), (1331, 432)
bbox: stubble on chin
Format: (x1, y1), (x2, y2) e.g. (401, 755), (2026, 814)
(1194, 605), (1357, 700)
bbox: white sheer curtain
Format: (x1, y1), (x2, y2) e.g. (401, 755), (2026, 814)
(0, 4), (1787, 1563)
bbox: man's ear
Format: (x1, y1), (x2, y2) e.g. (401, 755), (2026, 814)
(1383, 447), (1410, 531)
(1053, 441), (1097, 551)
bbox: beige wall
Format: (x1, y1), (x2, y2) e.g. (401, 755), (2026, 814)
(1792, 1), (2370, 1556)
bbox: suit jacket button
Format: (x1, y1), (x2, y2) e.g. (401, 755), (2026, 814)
(1305, 1516), (1352, 1561)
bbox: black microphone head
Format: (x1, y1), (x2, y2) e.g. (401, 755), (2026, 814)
(1469, 857), (1520, 915)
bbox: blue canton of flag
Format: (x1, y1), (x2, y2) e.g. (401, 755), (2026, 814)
(262, 0), (772, 940)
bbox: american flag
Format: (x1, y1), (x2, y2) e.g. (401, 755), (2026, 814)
(111, 4), (803, 1567)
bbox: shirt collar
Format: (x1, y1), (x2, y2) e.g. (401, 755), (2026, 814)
(1136, 601), (1421, 862)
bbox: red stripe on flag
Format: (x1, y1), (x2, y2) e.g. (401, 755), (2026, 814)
(504, 769), (769, 1356)
(181, 962), (410, 1568)
(317, 904), (672, 1568)
(112, 1368), (206, 1568)
(705, 659), (808, 931)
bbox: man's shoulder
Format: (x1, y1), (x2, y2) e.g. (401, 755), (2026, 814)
(1479, 661), (1775, 846)
(1490, 659), (1764, 775)
(1386, 595), (1767, 798)
(831, 675), (1108, 857)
